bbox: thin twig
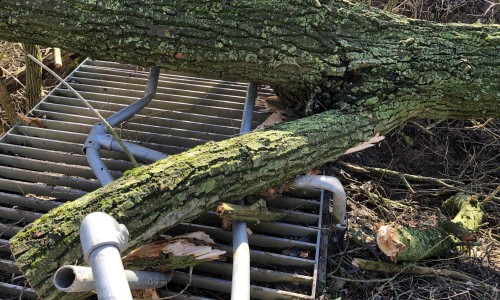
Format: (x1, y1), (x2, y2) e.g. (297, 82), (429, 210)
(328, 274), (396, 283)
(26, 54), (138, 168)
(352, 258), (499, 293)
(158, 267), (193, 299)
(484, 185), (500, 202)
(0, 66), (26, 88)
(339, 161), (463, 190)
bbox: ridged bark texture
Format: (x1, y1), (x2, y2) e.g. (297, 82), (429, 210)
(22, 43), (43, 110)
(0, 79), (16, 125)
(0, 1), (498, 114)
(1, 0), (499, 299)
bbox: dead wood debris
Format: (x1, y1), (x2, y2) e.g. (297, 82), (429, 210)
(216, 199), (285, 224)
(123, 231), (225, 272)
(326, 119), (499, 299)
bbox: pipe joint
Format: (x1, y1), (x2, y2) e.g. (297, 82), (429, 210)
(97, 133), (116, 151)
(80, 212), (129, 261)
(83, 122), (107, 154)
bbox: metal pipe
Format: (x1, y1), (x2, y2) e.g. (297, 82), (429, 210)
(89, 246), (133, 300)
(231, 82), (258, 300)
(292, 175), (347, 226)
(80, 212), (132, 300)
(53, 266), (172, 293)
(84, 67), (162, 186)
(239, 82), (258, 134)
(104, 137), (167, 163)
(107, 67), (161, 127)
(85, 147), (114, 185)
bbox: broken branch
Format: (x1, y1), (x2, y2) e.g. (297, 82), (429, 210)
(216, 199), (285, 224)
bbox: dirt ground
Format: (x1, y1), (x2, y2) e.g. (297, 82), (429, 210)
(327, 119), (499, 299)
(0, 1), (498, 300)
(323, 1), (499, 299)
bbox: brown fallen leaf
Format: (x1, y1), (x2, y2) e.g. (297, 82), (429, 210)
(254, 111), (285, 131)
(260, 186), (278, 201)
(17, 112), (45, 128)
(221, 218), (232, 230)
(173, 52), (185, 59)
(306, 168), (322, 175)
(132, 289), (160, 299)
(255, 96), (267, 107)
(299, 250), (311, 259)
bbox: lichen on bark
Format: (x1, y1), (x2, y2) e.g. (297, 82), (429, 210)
(1, 0), (499, 299)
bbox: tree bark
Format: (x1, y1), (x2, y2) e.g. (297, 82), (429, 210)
(22, 43), (43, 110)
(10, 100), (499, 299)
(0, 1), (498, 114)
(376, 193), (484, 262)
(0, 79), (16, 125)
(1, 1), (499, 299)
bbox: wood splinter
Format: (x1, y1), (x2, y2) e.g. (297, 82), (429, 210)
(216, 199), (285, 224)
(122, 231), (226, 271)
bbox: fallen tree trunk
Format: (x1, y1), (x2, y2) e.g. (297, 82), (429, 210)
(0, 1), (498, 113)
(10, 100), (498, 299)
(2, 1), (499, 299)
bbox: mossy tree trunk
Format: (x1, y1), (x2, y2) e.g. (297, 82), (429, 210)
(0, 1), (498, 114)
(10, 102), (499, 300)
(1, 1), (499, 299)
(22, 43), (43, 110)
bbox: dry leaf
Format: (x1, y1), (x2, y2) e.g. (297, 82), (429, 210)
(221, 218), (232, 230)
(17, 112), (31, 125)
(17, 113), (45, 128)
(299, 250), (310, 259)
(345, 133), (385, 154)
(254, 111), (285, 131)
(255, 96), (267, 106)
(132, 289), (160, 299)
(173, 52), (185, 59)
(306, 168), (322, 175)
(260, 186), (278, 200)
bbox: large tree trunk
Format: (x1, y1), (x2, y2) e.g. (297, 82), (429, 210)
(10, 99), (500, 300)
(1, 1), (499, 299)
(0, 1), (498, 114)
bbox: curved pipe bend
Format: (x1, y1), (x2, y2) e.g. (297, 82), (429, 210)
(292, 175), (347, 226)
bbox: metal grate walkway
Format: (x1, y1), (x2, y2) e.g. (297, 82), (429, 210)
(0, 59), (330, 299)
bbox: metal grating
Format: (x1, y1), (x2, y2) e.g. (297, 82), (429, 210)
(0, 59), (330, 299)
